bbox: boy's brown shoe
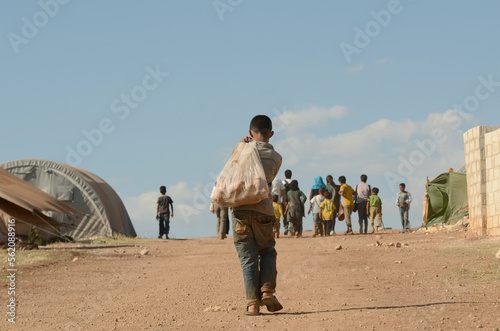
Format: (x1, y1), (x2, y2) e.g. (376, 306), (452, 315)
(261, 295), (283, 312)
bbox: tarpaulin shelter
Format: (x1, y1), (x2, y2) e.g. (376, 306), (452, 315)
(0, 167), (80, 243)
(0, 159), (136, 241)
(425, 172), (469, 227)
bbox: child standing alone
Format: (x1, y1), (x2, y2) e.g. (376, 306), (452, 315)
(367, 187), (383, 233)
(156, 186), (174, 239)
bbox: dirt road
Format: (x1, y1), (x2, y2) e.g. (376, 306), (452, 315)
(2, 228), (500, 330)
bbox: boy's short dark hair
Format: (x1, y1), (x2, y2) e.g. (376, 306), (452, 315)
(338, 176), (346, 183)
(319, 187), (326, 194)
(372, 187), (379, 194)
(160, 186), (166, 194)
(250, 115), (272, 134)
(272, 195), (279, 202)
(284, 169), (292, 179)
(360, 174), (367, 182)
(400, 183), (406, 188)
(324, 191), (332, 199)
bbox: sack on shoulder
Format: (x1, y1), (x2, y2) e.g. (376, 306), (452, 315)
(353, 202), (358, 213)
(211, 141), (269, 208)
(338, 204), (345, 221)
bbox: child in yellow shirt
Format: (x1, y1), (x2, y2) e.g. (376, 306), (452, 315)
(272, 195), (284, 239)
(320, 192), (336, 236)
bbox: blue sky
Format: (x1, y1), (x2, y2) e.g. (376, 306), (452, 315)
(1, 1), (499, 238)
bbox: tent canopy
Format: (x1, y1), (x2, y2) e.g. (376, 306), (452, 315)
(426, 172), (469, 227)
(0, 167), (80, 243)
(0, 159), (136, 240)
(0, 167), (79, 216)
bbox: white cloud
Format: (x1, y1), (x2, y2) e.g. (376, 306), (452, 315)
(124, 190), (158, 222)
(274, 110), (472, 169)
(346, 63), (365, 73)
(273, 105), (348, 136)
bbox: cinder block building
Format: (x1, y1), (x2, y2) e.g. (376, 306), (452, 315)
(463, 126), (500, 235)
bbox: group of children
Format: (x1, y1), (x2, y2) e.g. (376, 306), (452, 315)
(272, 181), (384, 238)
(308, 188), (336, 237)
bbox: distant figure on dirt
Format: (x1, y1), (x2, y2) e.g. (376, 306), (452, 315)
(282, 169), (294, 235)
(285, 180), (306, 238)
(367, 187), (383, 233)
(156, 186), (174, 239)
(325, 175), (340, 235)
(338, 176), (355, 235)
(231, 115), (283, 315)
(210, 202), (229, 240)
(355, 174), (371, 234)
(396, 183), (412, 233)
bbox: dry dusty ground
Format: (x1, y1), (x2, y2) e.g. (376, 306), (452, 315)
(1, 226), (500, 331)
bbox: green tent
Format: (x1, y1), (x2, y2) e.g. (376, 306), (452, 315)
(426, 172), (469, 227)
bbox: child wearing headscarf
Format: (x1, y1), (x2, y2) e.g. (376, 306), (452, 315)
(309, 176), (328, 201)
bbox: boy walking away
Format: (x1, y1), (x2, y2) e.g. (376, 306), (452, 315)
(308, 187), (326, 237)
(272, 195), (283, 239)
(396, 183), (412, 233)
(355, 174), (371, 234)
(367, 187), (382, 233)
(232, 115), (283, 315)
(282, 169), (293, 235)
(285, 180), (306, 238)
(338, 176), (355, 235)
(320, 192), (336, 236)
(156, 186), (174, 239)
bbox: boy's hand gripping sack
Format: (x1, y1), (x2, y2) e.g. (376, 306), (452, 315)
(211, 141), (269, 207)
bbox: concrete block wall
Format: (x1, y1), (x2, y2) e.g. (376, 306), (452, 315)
(485, 128), (500, 235)
(464, 127), (487, 235)
(464, 126), (500, 236)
